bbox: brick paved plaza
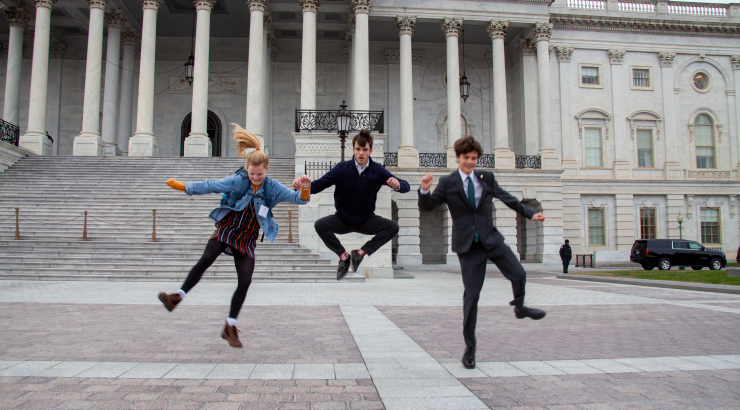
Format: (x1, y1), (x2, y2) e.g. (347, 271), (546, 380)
(1, 268), (739, 410)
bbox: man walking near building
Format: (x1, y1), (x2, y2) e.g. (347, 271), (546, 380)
(560, 239), (572, 273)
(294, 130), (410, 279)
(418, 136), (546, 370)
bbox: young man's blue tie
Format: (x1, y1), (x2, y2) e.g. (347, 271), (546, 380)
(467, 176), (479, 243)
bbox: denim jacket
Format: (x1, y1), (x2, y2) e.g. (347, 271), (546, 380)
(184, 167), (309, 243)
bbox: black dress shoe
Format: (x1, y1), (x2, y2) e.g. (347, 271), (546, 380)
(462, 347), (476, 369)
(337, 258), (351, 280)
(514, 306), (546, 320)
(350, 250), (364, 272)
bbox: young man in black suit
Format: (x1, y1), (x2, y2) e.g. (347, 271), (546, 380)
(294, 130), (410, 279)
(418, 136), (547, 369)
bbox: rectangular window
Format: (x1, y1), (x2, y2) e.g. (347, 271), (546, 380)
(700, 208), (721, 244)
(585, 128), (602, 167)
(640, 208), (656, 240)
(633, 69), (649, 87)
(588, 208), (605, 246)
(637, 130), (653, 168)
(695, 125), (715, 169)
(582, 67), (599, 85)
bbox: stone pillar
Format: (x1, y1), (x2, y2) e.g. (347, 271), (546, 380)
(385, 48), (400, 153)
(129, 0), (163, 156)
(117, 30), (138, 155)
(351, 0), (370, 110)
(261, 20), (273, 154)
(615, 193), (635, 251)
(47, 43), (65, 155)
(659, 51), (682, 179)
(609, 49), (631, 179)
(101, 10), (125, 156)
(442, 18), (462, 169)
(556, 46), (577, 176)
(184, 0), (216, 157)
(2, 8), (29, 127)
(666, 194), (685, 239)
(731, 55), (740, 176)
(396, 16), (419, 168)
(299, 0), (318, 111)
(348, 13), (356, 108)
(73, 0), (109, 156)
(534, 23), (558, 169)
(245, 0), (266, 147)
(443, 207), (460, 266)
(20, 0), (56, 156)
(487, 20), (515, 169)
(394, 193), (422, 267)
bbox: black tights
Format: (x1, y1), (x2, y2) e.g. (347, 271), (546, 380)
(181, 238), (255, 319)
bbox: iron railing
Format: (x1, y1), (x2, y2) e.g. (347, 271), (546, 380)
(305, 161), (335, 181)
(477, 154), (495, 168)
(575, 254), (594, 268)
(515, 155), (542, 169)
(384, 153), (398, 167)
(419, 153), (447, 168)
(295, 110), (384, 133)
(0, 119), (20, 146)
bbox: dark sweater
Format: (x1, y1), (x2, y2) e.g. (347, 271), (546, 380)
(311, 156), (410, 224)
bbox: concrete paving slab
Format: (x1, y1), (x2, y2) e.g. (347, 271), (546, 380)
(294, 364), (335, 379)
(428, 396), (491, 410)
(0, 361), (60, 376)
(250, 364), (294, 379)
(647, 356), (712, 371)
(119, 363), (177, 379)
(383, 397), (436, 410)
(0, 361), (22, 371)
(579, 359), (642, 373)
(441, 363), (488, 378)
(510, 360), (567, 375)
(615, 358), (680, 372)
(375, 385), (427, 398)
(35, 361), (100, 377)
(678, 356), (740, 369)
(333, 363), (370, 379)
(476, 362), (527, 377)
(164, 363), (217, 379)
(711, 355), (740, 364)
(78, 362), (138, 378)
(545, 360), (605, 374)
(206, 364), (255, 379)
(422, 385), (476, 397)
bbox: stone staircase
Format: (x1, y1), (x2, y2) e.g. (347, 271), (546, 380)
(0, 156), (362, 282)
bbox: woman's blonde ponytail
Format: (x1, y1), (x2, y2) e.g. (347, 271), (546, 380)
(232, 123), (269, 168)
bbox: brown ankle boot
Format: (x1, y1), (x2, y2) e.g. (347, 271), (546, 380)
(221, 322), (243, 348)
(158, 292), (182, 312)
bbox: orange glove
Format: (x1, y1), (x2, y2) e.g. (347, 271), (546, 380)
(166, 179), (185, 191)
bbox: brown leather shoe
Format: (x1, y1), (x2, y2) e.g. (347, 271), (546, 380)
(158, 292), (182, 312)
(221, 322), (243, 348)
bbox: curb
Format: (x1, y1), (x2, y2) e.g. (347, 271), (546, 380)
(556, 274), (740, 295)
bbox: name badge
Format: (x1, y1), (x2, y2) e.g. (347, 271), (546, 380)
(257, 204), (269, 218)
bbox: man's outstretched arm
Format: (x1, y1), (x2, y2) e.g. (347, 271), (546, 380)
(418, 173), (446, 211)
(491, 177), (545, 222)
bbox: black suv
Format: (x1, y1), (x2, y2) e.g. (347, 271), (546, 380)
(630, 239), (726, 271)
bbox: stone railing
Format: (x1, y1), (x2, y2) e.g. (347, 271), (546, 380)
(561, 0), (734, 18)
(568, 0), (606, 10)
(0, 140), (35, 174)
(419, 153), (447, 168)
(618, 1), (655, 13)
(668, 3), (727, 16)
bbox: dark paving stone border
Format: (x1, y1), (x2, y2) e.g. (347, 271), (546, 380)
(557, 274), (740, 295)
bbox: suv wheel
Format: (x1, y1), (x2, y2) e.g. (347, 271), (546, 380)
(709, 258), (722, 271)
(658, 258), (672, 271)
(642, 264), (654, 270)
(691, 266), (703, 270)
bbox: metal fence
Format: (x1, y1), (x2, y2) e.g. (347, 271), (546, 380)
(515, 155), (542, 169)
(384, 153), (398, 167)
(295, 110), (384, 133)
(0, 119), (20, 146)
(305, 161), (335, 181)
(477, 154), (495, 168)
(419, 153), (447, 168)
(575, 254), (594, 268)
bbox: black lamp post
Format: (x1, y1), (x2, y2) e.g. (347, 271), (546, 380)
(184, 7), (195, 86)
(678, 211), (685, 270)
(460, 29), (469, 102)
(336, 101), (351, 162)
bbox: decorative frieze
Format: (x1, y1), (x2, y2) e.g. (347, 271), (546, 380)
(3, 8), (30, 28)
(140, 0), (164, 11)
(121, 30), (140, 46)
(732, 55), (740, 70)
(168, 75), (240, 94)
(607, 48), (625, 64)
(351, 0), (371, 15)
(658, 51), (676, 67)
(533, 22), (553, 42)
(49, 42), (66, 58)
(486, 20), (508, 40)
(551, 14), (740, 37)
(687, 171), (731, 179)
(104, 10), (125, 28)
(34, 0), (57, 10)
(396, 16), (416, 36)
(517, 39), (537, 57)
(385, 49), (400, 65)
(555, 46), (574, 63)
(441, 18), (462, 37)
(413, 50), (424, 64)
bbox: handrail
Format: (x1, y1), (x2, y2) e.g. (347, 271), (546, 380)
(295, 109), (384, 133)
(0, 119), (20, 147)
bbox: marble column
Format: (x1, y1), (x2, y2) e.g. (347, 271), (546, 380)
(101, 10), (125, 156)
(245, 0), (266, 147)
(534, 23), (558, 169)
(20, 0), (56, 156)
(487, 20), (515, 169)
(442, 18), (462, 169)
(129, 0), (163, 156)
(351, 0), (370, 110)
(348, 13), (356, 108)
(609, 49), (631, 179)
(299, 0), (318, 111)
(261, 18), (272, 154)
(733, 55), (740, 177)
(73, 0), (109, 156)
(184, 0), (216, 157)
(385, 48), (399, 153)
(2, 8), (29, 127)
(555, 46), (576, 176)
(117, 30), (138, 155)
(659, 51), (682, 179)
(396, 16), (418, 168)
(47, 43), (65, 155)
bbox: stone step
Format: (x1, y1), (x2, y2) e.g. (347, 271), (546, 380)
(0, 267), (339, 276)
(0, 261), (337, 270)
(1, 255), (331, 264)
(0, 273), (361, 282)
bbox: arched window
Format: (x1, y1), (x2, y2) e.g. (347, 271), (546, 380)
(695, 114), (714, 168)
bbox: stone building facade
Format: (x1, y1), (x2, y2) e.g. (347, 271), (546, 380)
(1, 0), (739, 275)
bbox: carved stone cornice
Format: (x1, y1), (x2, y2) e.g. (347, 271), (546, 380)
(413, 50), (423, 64)
(263, 13), (272, 31)
(517, 39), (537, 56)
(385, 49), (399, 65)
(49, 42), (66, 58)
(732, 55), (740, 70)
(299, 0), (319, 13)
(347, 12), (355, 32)
(486, 20), (508, 40)
(441, 18), (462, 37)
(105, 10), (125, 29)
(551, 14), (740, 37)
(555, 46), (574, 63)
(88, 0), (109, 10)
(248, 0), (267, 13)
(533, 22), (553, 42)
(194, 0), (216, 11)
(396, 16), (416, 36)
(659, 51), (676, 67)
(607, 48), (625, 65)
(140, 0), (164, 11)
(351, 0), (371, 15)
(3, 8), (30, 28)
(121, 29), (140, 46)
(34, 0), (57, 9)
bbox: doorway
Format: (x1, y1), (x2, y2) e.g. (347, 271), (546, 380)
(180, 111), (222, 156)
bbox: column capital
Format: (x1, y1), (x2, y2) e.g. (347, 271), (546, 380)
(299, 0), (319, 13)
(607, 48), (625, 65)
(248, 0), (267, 13)
(105, 10), (126, 29)
(441, 18), (462, 37)
(49, 42), (66, 58)
(385, 48), (399, 65)
(396, 16), (416, 36)
(658, 51), (676, 67)
(731, 55), (740, 70)
(34, 0), (57, 10)
(348, 12), (355, 31)
(413, 49), (423, 64)
(194, 0), (216, 11)
(486, 20), (508, 40)
(533, 22), (553, 42)
(88, 0), (109, 10)
(140, 0), (163, 11)
(263, 12), (272, 31)
(3, 8), (30, 28)
(517, 39), (536, 56)
(554, 45), (574, 62)
(351, 0), (371, 15)
(121, 29), (140, 46)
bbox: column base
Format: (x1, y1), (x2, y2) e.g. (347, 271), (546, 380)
(73, 134), (105, 156)
(665, 161), (684, 180)
(128, 133), (158, 157)
(613, 160), (632, 180)
(492, 147), (515, 169)
(183, 134), (212, 157)
(397, 146), (419, 168)
(104, 142), (121, 157)
(539, 149), (560, 170)
(561, 159), (579, 177)
(446, 146), (457, 169)
(20, 133), (53, 156)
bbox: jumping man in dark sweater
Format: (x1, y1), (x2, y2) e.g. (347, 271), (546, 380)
(293, 130), (410, 279)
